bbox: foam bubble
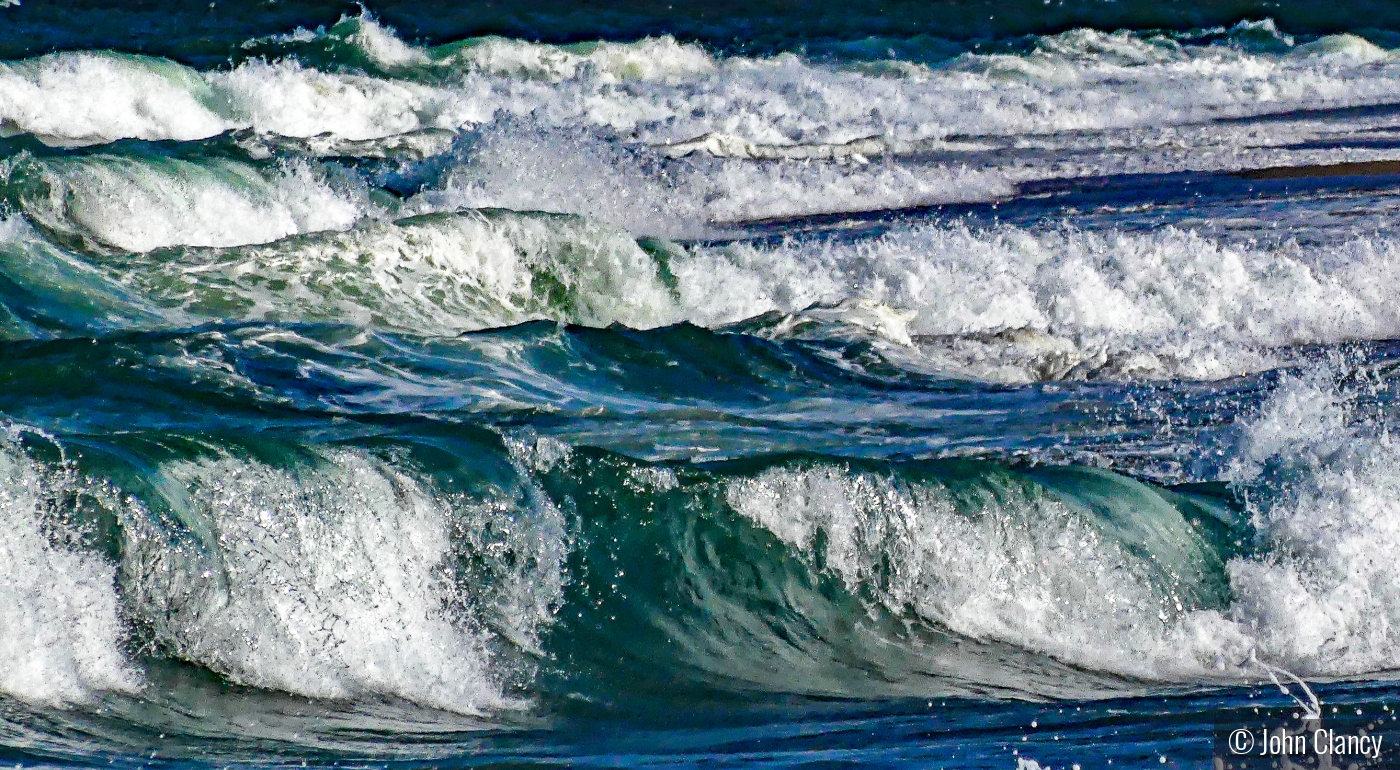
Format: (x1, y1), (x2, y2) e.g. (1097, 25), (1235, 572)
(0, 435), (139, 706)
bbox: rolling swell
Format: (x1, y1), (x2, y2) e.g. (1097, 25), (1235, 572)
(8, 197), (1400, 383)
(1, 320), (1400, 765)
(6, 389), (1399, 713)
(0, 418), (1244, 710)
(6, 5), (1400, 765)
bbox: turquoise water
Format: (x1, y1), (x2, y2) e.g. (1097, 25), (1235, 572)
(6, 3), (1400, 767)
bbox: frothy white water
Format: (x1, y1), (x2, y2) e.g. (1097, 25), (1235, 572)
(101, 209), (681, 336)
(429, 34), (718, 84)
(4, 154), (372, 251)
(1221, 374), (1400, 676)
(726, 373), (1400, 683)
(726, 464), (1252, 684)
(36, 207), (1400, 374)
(0, 436), (138, 706)
(676, 224), (1400, 381)
(0, 49), (487, 146)
(449, 21), (1400, 148)
(407, 123), (1012, 238)
(0, 52), (228, 145)
(5, 16), (1400, 159)
(122, 448), (563, 714)
(210, 59), (491, 142)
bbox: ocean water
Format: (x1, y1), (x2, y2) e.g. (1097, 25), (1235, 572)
(8, 1), (1400, 767)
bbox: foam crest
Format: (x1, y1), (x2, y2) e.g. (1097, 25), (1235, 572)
(0, 52), (229, 145)
(468, 26), (1400, 152)
(4, 154), (371, 251)
(725, 464), (1251, 682)
(435, 35), (717, 84)
(0, 46), (486, 146)
(103, 209), (682, 334)
(259, 14), (717, 83)
(121, 448), (557, 714)
(212, 59), (489, 141)
(411, 123), (1012, 238)
(332, 15), (431, 69)
(0, 436), (138, 706)
(676, 224), (1400, 381)
(5, 19), (1399, 154)
(1207, 376), (1400, 675)
(1290, 33), (1391, 63)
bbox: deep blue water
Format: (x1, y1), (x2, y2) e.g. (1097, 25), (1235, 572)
(6, 1), (1400, 768)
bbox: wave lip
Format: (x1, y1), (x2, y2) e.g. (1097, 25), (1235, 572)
(0, 207), (683, 338)
(108, 208), (682, 334)
(724, 461), (1248, 686)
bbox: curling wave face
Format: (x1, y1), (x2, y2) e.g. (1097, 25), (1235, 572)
(2, 363), (1400, 715)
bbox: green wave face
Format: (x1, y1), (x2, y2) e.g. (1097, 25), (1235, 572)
(5, 422), (1244, 709)
(534, 447), (1241, 701)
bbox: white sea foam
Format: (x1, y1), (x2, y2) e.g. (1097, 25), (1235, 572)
(0, 47), (488, 146)
(5, 17), (1400, 158)
(432, 34), (718, 84)
(210, 59), (491, 141)
(6, 154), (372, 251)
(121, 448), (564, 714)
(466, 24), (1400, 149)
(1219, 373), (1400, 677)
(726, 372), (1400, 683)
(103, 209), (682, 334)
(0, 52), (228, 144)
(0, 436), (138, 706)
(675, 224), (1400, 381)
(409, 122), (1013, 237)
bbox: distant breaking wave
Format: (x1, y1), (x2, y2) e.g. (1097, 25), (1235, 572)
(1, 16), (1398, 149)
(6, 191), (1400, 382)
